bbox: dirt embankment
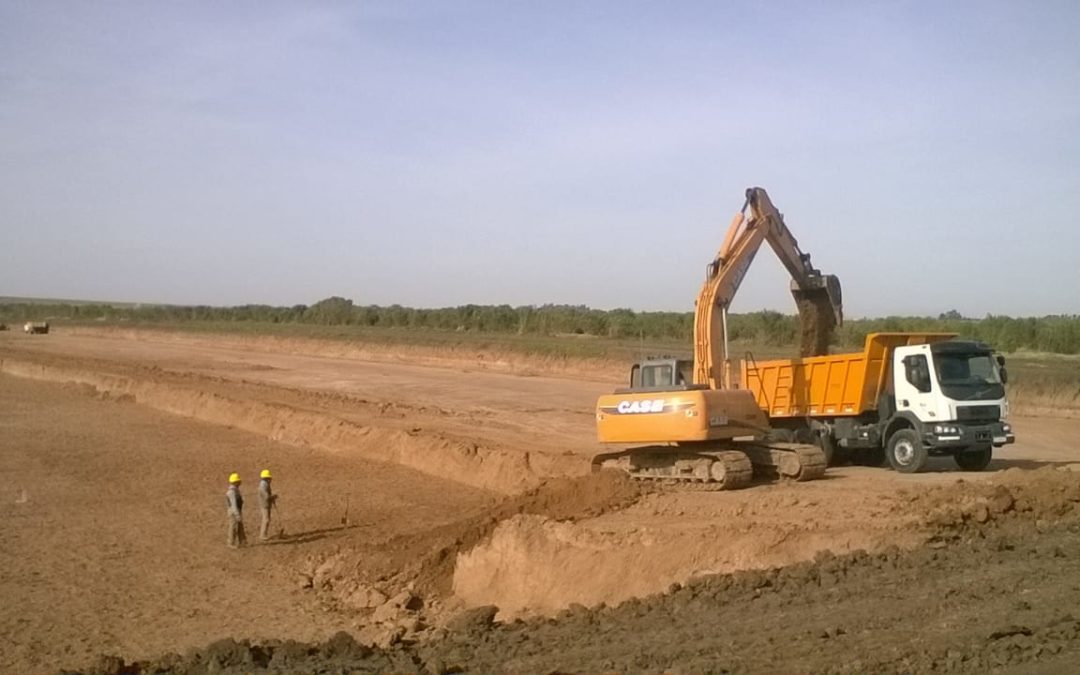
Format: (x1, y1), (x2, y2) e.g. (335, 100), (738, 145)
(0, 351), (586, 495)
(76, 467), (1080, 674)
(287, 471), (644, 645)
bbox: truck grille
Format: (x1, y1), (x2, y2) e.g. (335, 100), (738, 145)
(956, 405), (1001, 422)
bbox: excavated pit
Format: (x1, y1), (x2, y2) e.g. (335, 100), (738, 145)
(0, 354), (585, 495)
(452, 487), (915, 617)
(74, 467), (1080, 674)
(6, 333), (1080, 674)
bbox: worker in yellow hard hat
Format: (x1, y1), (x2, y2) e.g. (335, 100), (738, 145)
(225, 472), (246, 548)
(258, 468), (278, 541)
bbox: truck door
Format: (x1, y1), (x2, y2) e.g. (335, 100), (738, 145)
(894, 349), (937, 422)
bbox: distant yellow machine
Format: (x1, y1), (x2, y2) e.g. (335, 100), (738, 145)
(594, 188), (840, 489)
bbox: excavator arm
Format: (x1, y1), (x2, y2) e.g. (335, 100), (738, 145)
(693, 187), (842, 389)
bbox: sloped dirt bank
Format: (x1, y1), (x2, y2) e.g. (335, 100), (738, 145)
(0, 353), (584, 494)
(287, 471), (644, 646)
(75, 467), (1080, 674)
(450, 509), (907, 618)
(451, 465), (1080, 618)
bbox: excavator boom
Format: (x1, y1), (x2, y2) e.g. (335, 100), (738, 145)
(693, 187), (842, 389)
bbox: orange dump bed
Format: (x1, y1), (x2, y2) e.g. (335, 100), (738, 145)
(739, 333), (956, 419)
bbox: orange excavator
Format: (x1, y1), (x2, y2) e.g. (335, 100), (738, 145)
(593, 187), (842, 489)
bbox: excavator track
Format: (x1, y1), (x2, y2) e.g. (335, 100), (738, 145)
(740, 442), (828, 482)
(591, 448), (753, 491)
(591, 442), (826, 489)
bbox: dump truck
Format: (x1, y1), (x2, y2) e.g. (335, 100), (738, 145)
(740, 332), (1014, 473)
(593, 187), (839, 489)
(23, 321), (49, 334)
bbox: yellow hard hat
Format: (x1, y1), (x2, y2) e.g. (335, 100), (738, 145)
(260, 469), (272, 479)
(228, 472), (241, 484)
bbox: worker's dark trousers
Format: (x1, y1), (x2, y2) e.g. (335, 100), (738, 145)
(228, 517), (246, 547)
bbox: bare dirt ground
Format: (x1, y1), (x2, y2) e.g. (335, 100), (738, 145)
(2, 328), (1080, 673)
(0, 374), (498, 673)
(85, 476), (1080, 674)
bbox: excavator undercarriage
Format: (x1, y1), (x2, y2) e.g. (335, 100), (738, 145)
(591, 442), (826, 490)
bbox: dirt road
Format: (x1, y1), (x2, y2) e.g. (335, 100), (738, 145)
(2, 328), (1080, 672)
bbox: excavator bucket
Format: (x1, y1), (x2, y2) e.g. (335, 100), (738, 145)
(791, 274), (842, 357)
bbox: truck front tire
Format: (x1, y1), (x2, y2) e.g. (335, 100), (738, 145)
(954, 446), (993, 471)
(886, 429), (928, 473)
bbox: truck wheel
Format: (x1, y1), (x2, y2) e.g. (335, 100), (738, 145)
(886, 429), (928, 473)
(954, 446), (992, 471)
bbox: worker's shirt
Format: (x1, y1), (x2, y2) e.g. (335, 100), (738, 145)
(258, 479), (273, 510)
(225, 486), (243, 518)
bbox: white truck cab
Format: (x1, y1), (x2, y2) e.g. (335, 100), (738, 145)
(885, 341), (1014, 472)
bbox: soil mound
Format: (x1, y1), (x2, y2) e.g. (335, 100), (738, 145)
(907, 466), (1080, 537)
(69, 632), (419, 675)
(450, 466), (1080, 617)
(388, 470), (642, 596)
(293, 471), (643, 633)
(79, 503), (1080, 673)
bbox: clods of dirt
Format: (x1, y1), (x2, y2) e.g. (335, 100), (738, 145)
(78, 468), (1080, 673)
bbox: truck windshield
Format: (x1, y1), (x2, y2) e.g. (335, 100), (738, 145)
(934, 352), (1005, 401)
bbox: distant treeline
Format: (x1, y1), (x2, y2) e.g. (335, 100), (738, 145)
(3, 297), (1080, 354)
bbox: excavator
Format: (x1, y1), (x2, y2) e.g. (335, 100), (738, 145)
(593, 187), (842, 489)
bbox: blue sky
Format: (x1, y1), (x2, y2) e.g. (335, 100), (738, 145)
(1, 1), (1077, 317)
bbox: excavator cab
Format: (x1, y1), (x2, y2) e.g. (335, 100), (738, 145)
(619, 358), (698, 393)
